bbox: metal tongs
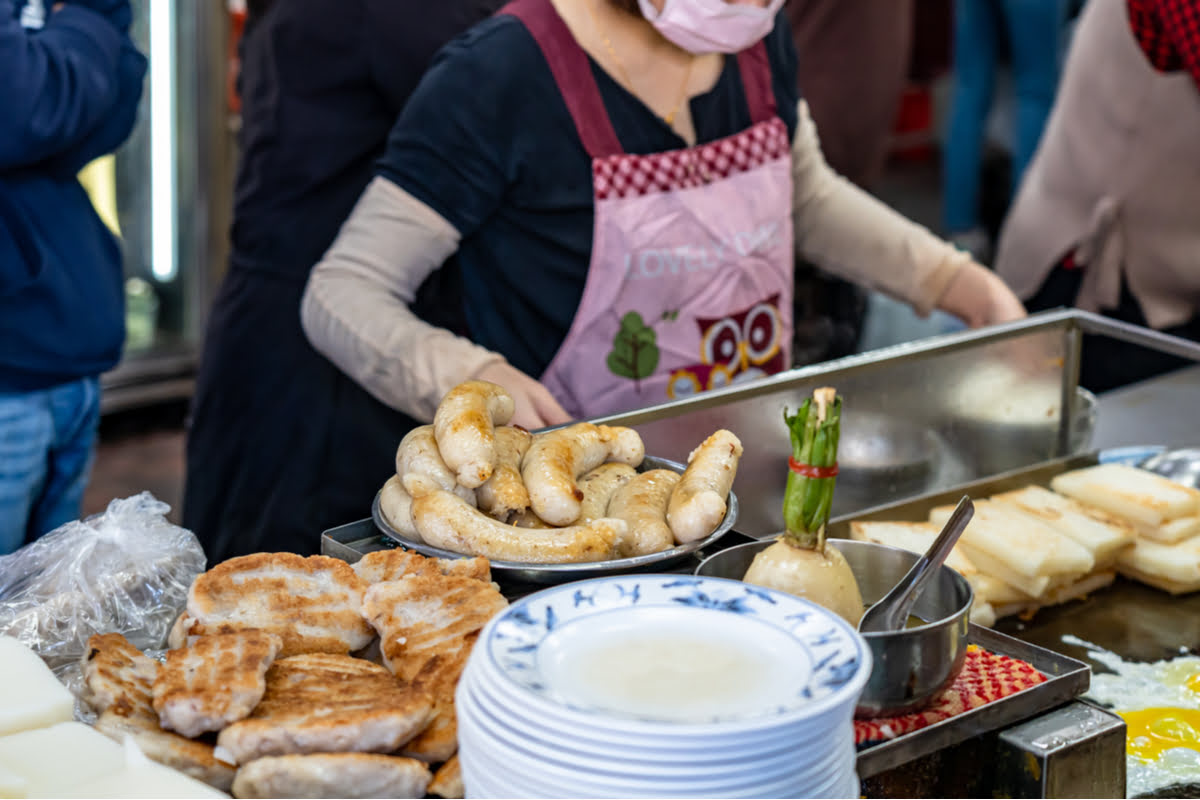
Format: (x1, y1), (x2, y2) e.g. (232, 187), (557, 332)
(858, 496), (975, 633)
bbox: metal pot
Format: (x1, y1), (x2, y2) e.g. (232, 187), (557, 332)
(942, 384), (1098, 477)
(695, 538), (972, 718)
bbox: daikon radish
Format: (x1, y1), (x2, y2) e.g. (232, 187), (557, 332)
(743, 387), (864, 626)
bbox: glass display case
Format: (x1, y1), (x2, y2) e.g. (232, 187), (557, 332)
(92, 1), (235, 411)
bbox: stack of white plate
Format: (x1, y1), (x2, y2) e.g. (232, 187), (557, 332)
(457, 574), (871, 799)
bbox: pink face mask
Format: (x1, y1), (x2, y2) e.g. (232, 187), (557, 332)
(637, 0), (787, 55)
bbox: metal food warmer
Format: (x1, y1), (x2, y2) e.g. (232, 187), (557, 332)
(323, 309), (1200, 798)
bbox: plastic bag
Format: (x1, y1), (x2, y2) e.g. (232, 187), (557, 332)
(0, 492), (206, 670)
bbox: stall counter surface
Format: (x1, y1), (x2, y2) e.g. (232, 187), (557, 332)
(1092, 365), (1200, 451)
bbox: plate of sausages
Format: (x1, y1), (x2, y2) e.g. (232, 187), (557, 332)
(371, 380), (742, 584)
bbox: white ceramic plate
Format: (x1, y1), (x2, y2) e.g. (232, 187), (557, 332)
(459, 718), (853, 800)
(459, 661), (833, 763)
(479, 574), (871, 728)
(456, 677), (824, 784)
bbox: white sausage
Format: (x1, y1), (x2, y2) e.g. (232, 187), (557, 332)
(396, 426), (476, 505)
(608, 469), (681, 557)
(475, 426), (532, 520)
(378, 474), (421, 541)
(667, 430), (743, 543)
(403, 474), (621, 564)
(507, 508), (555, 529)
(433, 380), (515, 489)
(521, 423), (646, 526)
(577, 463), (638, 523)
(598, 425), (645, 467)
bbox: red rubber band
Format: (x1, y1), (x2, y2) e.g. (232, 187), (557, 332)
(788, 456), (839, 478)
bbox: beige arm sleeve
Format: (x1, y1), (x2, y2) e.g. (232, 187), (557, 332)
(790, 99), (969, 316)
(300, 177), (507, 422)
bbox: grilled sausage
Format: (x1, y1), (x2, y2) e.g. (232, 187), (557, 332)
(667, 430), (742, 543)
(608, 469), (681, 557)
(507, 508), (556, 529)
(403, 474), (621, 564)
(598, 425), (645, 467)
(475, 426), (532, 520)
(432, 381), (515, 489)
(577, 463), (638, 524)
(379, 474), (420, 540)
(522, 423), (645, 526)
(396, 426), (475, 505)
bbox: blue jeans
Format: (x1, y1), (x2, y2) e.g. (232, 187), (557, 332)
(0, 376), (100, 554)
(942, 0), (1068, 233)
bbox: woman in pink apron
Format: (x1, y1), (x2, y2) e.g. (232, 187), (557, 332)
(301, 0), (1025, 429)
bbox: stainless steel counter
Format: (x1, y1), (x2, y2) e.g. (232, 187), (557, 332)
(324, 311), (1200, 798)
(1094, 365), (1200, 450)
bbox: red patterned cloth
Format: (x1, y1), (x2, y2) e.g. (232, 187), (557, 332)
(1127, 0), (1200, 89)
(854, 646), (1048, 746)
(592, 117), (790, 201)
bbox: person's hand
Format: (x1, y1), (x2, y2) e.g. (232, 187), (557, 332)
(937, 262), (1027, 328)
(473, 361), (573, 430)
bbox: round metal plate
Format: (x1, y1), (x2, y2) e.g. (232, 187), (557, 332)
(1140, 447), (1200, 489)
(371, 455), (739, 584)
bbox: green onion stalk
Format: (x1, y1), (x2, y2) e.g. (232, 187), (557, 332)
(782, 386), (841, 551)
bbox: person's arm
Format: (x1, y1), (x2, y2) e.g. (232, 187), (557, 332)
(40, 35), (145, 177)
(789, 99), (1025, 326)
(301, 177), (569, 428)
(305, 18), (572, 428)
(0, 0), (125, 169)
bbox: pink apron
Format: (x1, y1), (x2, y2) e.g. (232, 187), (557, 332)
(505, 0), (794, 419)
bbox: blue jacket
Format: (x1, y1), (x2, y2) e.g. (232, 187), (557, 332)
(0, 0), (146, 391)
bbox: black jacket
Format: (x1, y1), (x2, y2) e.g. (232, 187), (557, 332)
(184, 0), (504, 562)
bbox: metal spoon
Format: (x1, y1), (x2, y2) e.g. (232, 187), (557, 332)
(858, 495), (975, 633)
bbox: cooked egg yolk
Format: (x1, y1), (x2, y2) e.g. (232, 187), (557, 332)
(1121, 708), (1200, 761)
(1186, 673), (1200, 695)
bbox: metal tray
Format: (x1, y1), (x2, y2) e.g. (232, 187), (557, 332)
(369, 455), (739, 585)
(823, 454), (1107, 777)
(855, 624), (1091, 778)
(829, 449), (1200, 665)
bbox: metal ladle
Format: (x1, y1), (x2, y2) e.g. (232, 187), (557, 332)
(858, 495), (975, 633)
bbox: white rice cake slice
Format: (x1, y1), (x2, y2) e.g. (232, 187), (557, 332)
(0, 722), (124, 797)
(1117, 535), (1200, 591)
(1039, 570), (1116, 606)
(971, 573), (1033, 606)
(0, 636), (75, 737)
(970, 601), (997, 628)
(847, 521), (978, 577)
(1051, 464), (1200, 531)
(1118, 565), (1200, 596)
(55, 739), (227, 799)
(987, 572), (1116, 622)
(0, 761), (27, 799)
(1149, 516), (1200, 545)
(957, 543), (1053, 599)
(990, 486), (1136, 565)
(929, 500), (1094, 578)
(993, 602), (1033, 620)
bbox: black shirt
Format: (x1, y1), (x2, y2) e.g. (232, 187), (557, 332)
(377, 11), (800, 379)
(230, 0), (504, 280)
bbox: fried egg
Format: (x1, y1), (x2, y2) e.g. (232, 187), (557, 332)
(1066, 635), (1200, 797)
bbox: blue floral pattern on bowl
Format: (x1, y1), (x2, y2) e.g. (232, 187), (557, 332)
(483, 574), (870, 723)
